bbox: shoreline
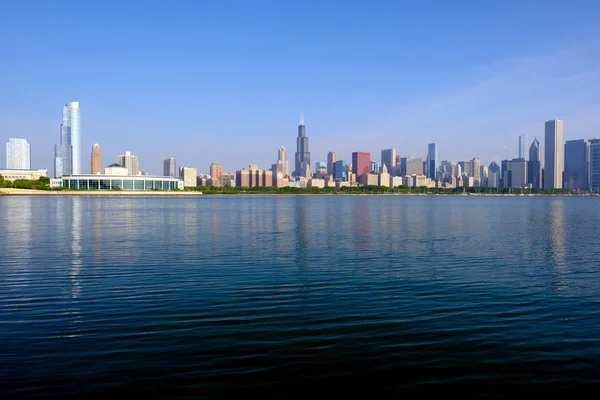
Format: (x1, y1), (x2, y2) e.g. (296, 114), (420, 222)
(1, 188), (598, 197)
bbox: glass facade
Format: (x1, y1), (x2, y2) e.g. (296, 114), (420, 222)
(62, 175), (182, 191)
(589, 140), (600, 191)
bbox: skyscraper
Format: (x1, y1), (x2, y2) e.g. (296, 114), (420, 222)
(427, 143), (437, 180)
(352, 152), (370, 178)
(564, 139), (589, 190)
(333, 160), (347, 181)
(400, 157), (423, 176)
(370, 161), (380, 173)
(544, 119), (564, 189)
(589, 139), (600, 191)
(294, 115), (310, 178)
(528, 138), (542, 189)
(518, 134), (528, 159)
(278, 147), (289, 176)
(381, 148), (397, 172)
(210, 162), (223, 186)
(54, 101), (81, 177)
(510, 158), (528, 188)
(6, 138), (30, 169)
(164, 157), (176, 177)
(116, 151), (140, 176)
(471, 158), (480, 186)
(91, 144), (102, 175)
(327, 151), (337, 175)
(487, 162), (500, 188)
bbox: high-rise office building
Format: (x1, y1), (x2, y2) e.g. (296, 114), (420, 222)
(210, 162), (223, 186)
(294, 115), (310, 178)
(458, 161), (472, 177)
(518, 134), (528, 159)
(164, 157), (176, 177)
(564, 139), (589, 190)
(501, 159), (512, 188)
(54, 101), (81, 177)
(370, 161), (380, 173)
(352, 152), (370, 178)
(6, 138), (30, 169)
(327, 151), (337, 175)
(510, 158), (528, 188)
(91, 143), (102, 175)
(544, 119), (564, 189)
(589, 139), (600, 191)
(427, 143), (437, 180)
(480, 165), (489, 187)
(381, 148), (397, 172)
(116, 151), (140, 176)
(528, 138), (542, 189)
(471, 158), (480, 186)
(278, 147), (289, 176)
(487, 162), (501, 188)
(400, 157), (424, 176)
(333, 160), (347, 181)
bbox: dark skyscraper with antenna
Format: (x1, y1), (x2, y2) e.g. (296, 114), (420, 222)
(294, 114), (310, 177)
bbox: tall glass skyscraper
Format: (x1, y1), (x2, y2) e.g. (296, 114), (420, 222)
(588, 139), (600, 191)
(333, 160), (347, 181)
(6, 138), (31, 169)
(528, 138), (542, 188)
(564, 139), (589, 190)
(54, 102), (81, 177)
(294, 115), (310, 178)
(427, 143), (437, 180)
(518, 134), (528, 159)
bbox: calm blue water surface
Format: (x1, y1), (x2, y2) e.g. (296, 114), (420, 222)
(1, 196), (600, 397)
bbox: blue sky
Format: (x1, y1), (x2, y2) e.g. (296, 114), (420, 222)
(1, 0), (600, 174)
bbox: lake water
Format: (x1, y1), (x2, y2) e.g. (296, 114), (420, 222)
(1, 196), (600, 397)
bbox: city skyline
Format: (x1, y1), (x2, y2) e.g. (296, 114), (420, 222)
(2, 3), (600, 174)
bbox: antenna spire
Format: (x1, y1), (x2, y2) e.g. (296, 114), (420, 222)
(300, 113), (304, 126)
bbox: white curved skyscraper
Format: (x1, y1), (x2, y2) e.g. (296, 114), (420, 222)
(54, 102), (81, 177)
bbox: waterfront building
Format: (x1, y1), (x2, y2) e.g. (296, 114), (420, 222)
(358, 173), (378, 186)
(589, 139), (600, 191)
(91, 144), (102, 175)
(236, 169), (250, 187)
(390, 176), (403, 187)
(210, 163), (223, 186)
(294, 114), (310, 178)
(381, 148), (397, 172)
(510, 158), (528, 188)
(370, 161), (380, 173)
(0, 169), (47, 182)
(528, 138), (542, 189)
(262, 170), (273, 187)
(352, 152), (371, 178)
(379, 165), (390, 187)
(518, 134), (528, 159)
(488, 161), (500, 188)
(544, 119), (564, 189)
(61, 174), (182, 190)
(163, 157), (176, 177)
(308, 178), (325, 188)
(54, 101), (81, 177)
(6, 138), (30, 170)
(400, 157), (423, 177)
(104, 163), (128, 175)
(327, 151), (337, 175)
(427, 143), (437, 180)
(222, 173), (236, 187)
(116, 151), (140, 176)
(471, 158), (480, 186)
(179, 166), (197, 187)
(564, 139), (589, 190)
(333, 160), (347, 181)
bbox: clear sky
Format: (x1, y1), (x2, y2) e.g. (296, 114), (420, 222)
(1, 0), (600, 174)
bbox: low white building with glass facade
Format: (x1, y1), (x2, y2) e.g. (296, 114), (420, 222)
(60, 175), (183, 191)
